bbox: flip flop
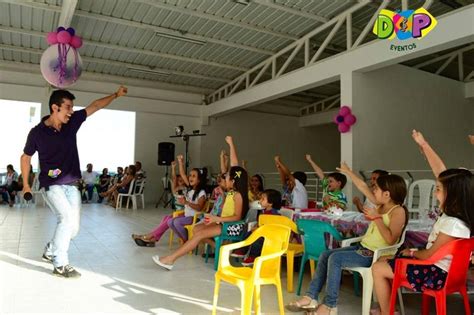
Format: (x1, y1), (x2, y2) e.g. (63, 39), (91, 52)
(134, 238), (155, 247)
(285, 298), (318, 312)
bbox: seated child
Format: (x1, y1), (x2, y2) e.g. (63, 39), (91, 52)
(353, 169), (389, 212)
(132, 160), (186, 247)
(239, 189), (282, 266)
(371, 130), (473, 315)
(274, 156), (308, 209)
(305, 154), (347, 210)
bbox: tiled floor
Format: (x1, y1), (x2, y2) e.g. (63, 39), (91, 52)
(0, 202), (471, 314)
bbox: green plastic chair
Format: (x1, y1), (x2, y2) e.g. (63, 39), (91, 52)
(295, 219), (344, 296)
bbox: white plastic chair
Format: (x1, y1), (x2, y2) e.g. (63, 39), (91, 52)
(279, 208), (294, 220)
(341, 230), (407, 315)
(26, 176), (45, 207)
(116, 179), (146, 210)
(116, 179), (136, 210)
(406, 179), (436, 222)
(133, 179), (146, 209)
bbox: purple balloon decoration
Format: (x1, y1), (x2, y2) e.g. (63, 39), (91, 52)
(57, 30), (72, 44)
(336, 115), (345, 123)
(46, 32), (58, 45)
(70, 36), (83, 49)
(57, 26), (66, 32)
(66, 27), (75, 36)
(344, 114), (357, 126)
(339, 105), (351, 116)
(40, 44), (83, 88)
(338, 123), (350, 133)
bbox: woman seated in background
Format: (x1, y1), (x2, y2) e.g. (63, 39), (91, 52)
(100, 165), (136, 207)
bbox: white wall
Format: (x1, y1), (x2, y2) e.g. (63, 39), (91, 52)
(200, 110), (341, 177)
(352, 64), (474, 174)
(136, 112), (202, 205)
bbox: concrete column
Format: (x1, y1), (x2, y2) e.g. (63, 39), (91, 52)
(340, 71), (354, 208)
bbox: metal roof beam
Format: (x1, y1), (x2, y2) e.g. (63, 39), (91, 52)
(58, 0), (78, 28)
(2, 1), (273, 56)
(203, 5), (474, 117)
(0, 26), (246, 73)
(0, 44), (229, 84)
(252, 1), (328, 23)
(135, 0), (298, 41)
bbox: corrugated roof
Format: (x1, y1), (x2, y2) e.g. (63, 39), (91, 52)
(0, 0), (471, 114)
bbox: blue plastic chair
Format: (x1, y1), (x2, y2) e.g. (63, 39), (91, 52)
(295, 219), (344, 296)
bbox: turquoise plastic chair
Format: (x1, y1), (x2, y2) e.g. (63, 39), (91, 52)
(295, 219), (344, 296)
(205, 219), (248, 270)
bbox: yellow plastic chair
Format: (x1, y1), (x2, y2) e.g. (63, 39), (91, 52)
(258, 214), (304, 293)
(184, 199), (211, 242)
(168, 209), (184, 248)
(212, 224), (291, 315)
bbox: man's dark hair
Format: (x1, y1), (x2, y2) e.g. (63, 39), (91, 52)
(49, 90), (75, 113)
(293, 171), (307, 186)
(328, 172), (347, 189)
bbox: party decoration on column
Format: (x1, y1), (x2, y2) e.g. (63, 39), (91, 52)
(333, 106), (357, 133)
(40, 26), (83, 88)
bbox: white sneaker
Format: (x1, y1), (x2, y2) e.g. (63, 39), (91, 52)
(152, 255), (173, 271)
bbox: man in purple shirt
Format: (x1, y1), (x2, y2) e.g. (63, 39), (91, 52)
(20, 86), (127, 278)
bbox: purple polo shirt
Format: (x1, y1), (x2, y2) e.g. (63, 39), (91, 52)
(23, 109), (87, 189)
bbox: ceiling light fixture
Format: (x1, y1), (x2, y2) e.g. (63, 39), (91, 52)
(154, 32), (206, 45)
(127, 67), (171, 76)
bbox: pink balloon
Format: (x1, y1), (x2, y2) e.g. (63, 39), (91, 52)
(57, 30), (72, 44)
(338, 123), (350, 133)
(339, 105), (351, 116)
(70, 36), (83, 48)
(46, 32), (58, 45)
(344, 114), (357, 126)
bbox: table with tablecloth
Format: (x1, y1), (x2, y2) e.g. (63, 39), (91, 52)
(294, 210), (432, 248)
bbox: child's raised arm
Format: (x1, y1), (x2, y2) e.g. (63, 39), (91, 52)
(225, 136), (239, 167)
(412, 130), (447, 178)
(170, 161), (178, 193)
(337, 162), (376, 205)
(176, 154), (190, 186)
(274, 156), (287, 185)
(305, 154), (324, 180)
(220, 150), (228, 174)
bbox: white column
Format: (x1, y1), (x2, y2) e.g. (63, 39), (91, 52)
(340, 72), (354, 208)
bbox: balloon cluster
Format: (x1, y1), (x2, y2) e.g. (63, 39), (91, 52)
(46, 27), (83, 48)
(333, 106), (357, 133)
(40, 26), (83, 88)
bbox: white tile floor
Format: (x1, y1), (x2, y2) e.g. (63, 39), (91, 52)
(0, 202), (471, 314)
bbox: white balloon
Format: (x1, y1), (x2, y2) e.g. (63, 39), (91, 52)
(40, 44), (82, 88)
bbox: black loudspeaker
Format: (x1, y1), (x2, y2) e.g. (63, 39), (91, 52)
(158, 142), (175, 166)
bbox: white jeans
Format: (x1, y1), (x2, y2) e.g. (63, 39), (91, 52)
(42, 184), (81, 267)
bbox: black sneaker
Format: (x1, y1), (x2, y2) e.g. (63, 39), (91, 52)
(53, 265), (81, 278)
(42, 253), (53, 263)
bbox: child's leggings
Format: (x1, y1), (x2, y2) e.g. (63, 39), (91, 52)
(167, 216), (194, 241)
(150, 215), (173, 241)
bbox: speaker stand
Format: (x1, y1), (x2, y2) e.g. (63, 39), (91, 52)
(155, 165), (173, 208)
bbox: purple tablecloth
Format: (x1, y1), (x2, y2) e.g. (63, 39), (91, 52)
(295, 211), (430, 248)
